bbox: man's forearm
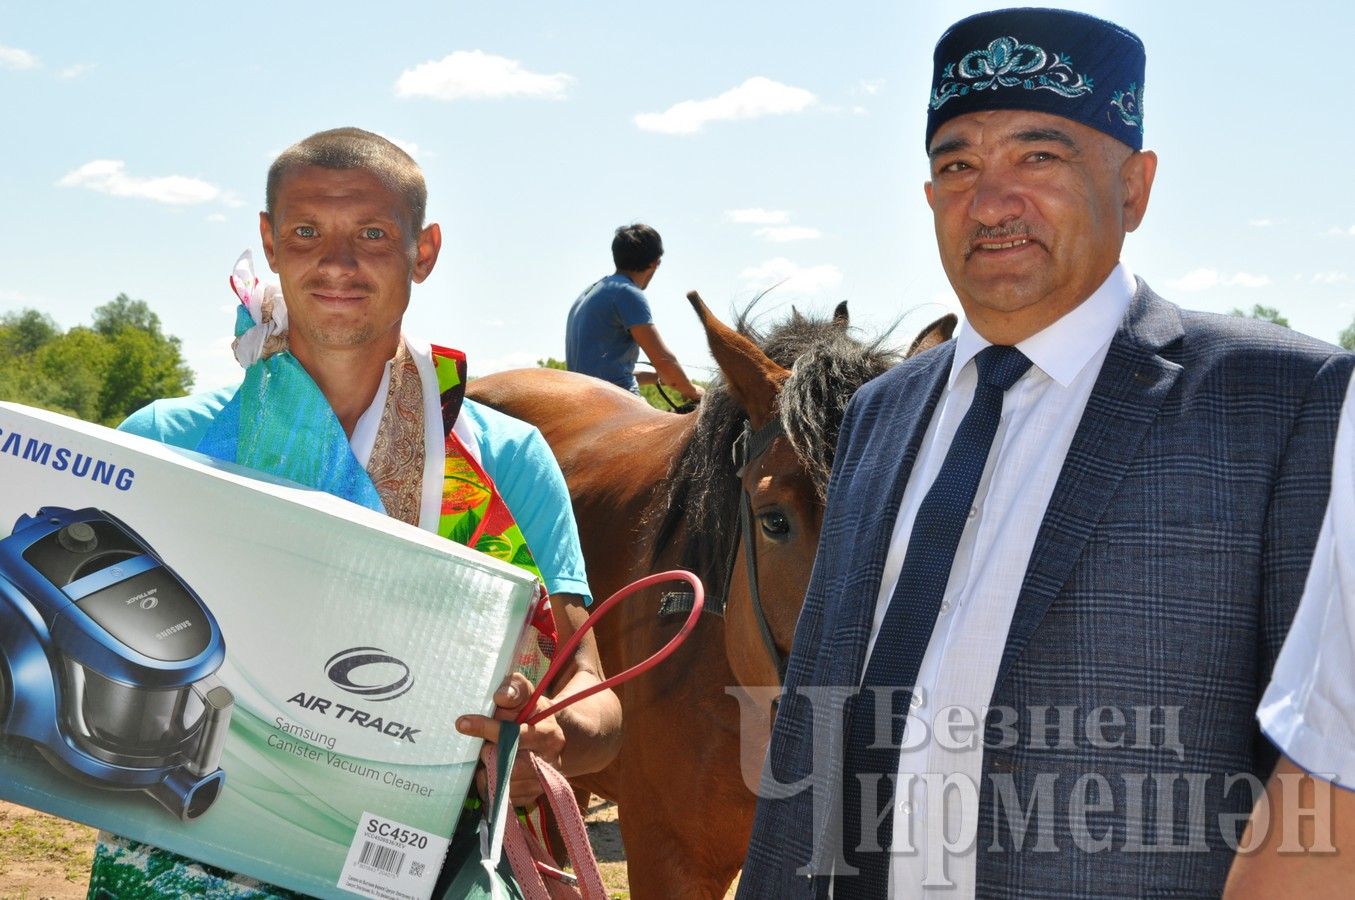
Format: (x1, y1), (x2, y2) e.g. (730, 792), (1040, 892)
(551, 669), (622, 777)
(630, 322), (703, 401)
(651, 358), (701, 400)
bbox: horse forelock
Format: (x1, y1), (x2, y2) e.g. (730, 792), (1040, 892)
(647, 306), (902, 603)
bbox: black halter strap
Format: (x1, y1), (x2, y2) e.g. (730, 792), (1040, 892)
(656, 415), (789, 684)
(730, 416), (788, 683)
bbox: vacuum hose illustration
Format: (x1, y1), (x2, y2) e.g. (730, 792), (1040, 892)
(0, 506), (233, 820)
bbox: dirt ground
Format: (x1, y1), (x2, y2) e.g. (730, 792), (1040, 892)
(0, 801), (95, 899)
(583, 796), (631, 897)
(0, 798), (734, 900)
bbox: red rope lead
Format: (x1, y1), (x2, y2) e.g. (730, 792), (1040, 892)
(516, 570), (704, 727)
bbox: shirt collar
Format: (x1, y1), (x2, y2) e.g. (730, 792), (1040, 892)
(948, 263), (1136, 389)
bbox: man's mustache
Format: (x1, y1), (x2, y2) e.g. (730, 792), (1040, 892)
(300, 281), (376, 296)
(965, 223), (1038, 258)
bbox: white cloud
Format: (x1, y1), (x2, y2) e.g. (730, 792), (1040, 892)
(635, 76), (816, 135)
(1248, 218), (1276, 228)
(1312, 272), (1352, 285)
(740, 257), (842, 294)
(0, 45), (38, 70)
(755, 225), (822, 242)
(58, 160), (223, 205)
(725, 208), (790, 225)
(1167, 268), (1272, 292)
(1329, 225), (1355, 237)
(0, 289), (34, 305)
(852, 78), (884, 96)
(205, 212), (227, 223)
(395, 50), (572, 101)
(58, 63), (94, 79)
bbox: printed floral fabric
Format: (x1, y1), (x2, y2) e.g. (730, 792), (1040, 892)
(431, 344), (556, 684)
(366, 341), (426, 526)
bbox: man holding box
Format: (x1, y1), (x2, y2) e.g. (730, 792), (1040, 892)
(87, 127), (621, 898)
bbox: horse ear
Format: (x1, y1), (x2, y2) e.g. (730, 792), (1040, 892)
(687, 290), (788, 430)
(832, 301), (849, 329)
(906, 313), (957, 357)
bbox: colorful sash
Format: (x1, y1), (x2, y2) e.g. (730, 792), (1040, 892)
(429, 344), (556, 670)
(195, 334), (556, 659)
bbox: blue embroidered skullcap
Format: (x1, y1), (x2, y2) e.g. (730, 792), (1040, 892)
(926, 7), (1145, 151)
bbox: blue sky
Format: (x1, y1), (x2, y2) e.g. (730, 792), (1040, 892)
(2, 1), (1352, 391)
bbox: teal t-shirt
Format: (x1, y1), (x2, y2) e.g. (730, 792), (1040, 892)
(117, 387), (590, 602)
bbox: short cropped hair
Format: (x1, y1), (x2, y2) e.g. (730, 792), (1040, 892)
(612, 223), (663, 271)
(265, 127), (427, 238)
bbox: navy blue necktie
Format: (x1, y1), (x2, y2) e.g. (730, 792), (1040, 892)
(836, 344), (1032, 897)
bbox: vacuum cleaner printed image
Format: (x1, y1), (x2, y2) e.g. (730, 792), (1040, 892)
(0, 506), (234, 821)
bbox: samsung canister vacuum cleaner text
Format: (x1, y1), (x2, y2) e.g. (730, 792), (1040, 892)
(0, 428), (135, 491)
(268, 715), (436, 797)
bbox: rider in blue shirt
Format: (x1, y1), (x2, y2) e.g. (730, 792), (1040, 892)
(565, 224), (703, 401)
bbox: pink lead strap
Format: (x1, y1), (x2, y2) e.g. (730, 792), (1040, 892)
(515, 569), (705, 727)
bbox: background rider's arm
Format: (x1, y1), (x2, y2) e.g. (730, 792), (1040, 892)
(1224, 756), (1355, 898)
(630, 323), (703, 401)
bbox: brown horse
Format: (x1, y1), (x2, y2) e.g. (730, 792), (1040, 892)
(469, 294), (953, 898)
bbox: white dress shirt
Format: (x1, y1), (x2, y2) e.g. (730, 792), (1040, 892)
(863, 264), (1136, 897)
(1256, 369), (1355, 785)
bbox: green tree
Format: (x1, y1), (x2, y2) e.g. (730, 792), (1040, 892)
(93, 293), (165, 339)
(33, 327), (112, 422)
(1339, 318), (1355, 351)
(1228, 304), (1290, 328)
(0, 362), (76, 419)
(0, 309), (60, 356)
(0, 294), (193, 425)
(99, 328), (191, 423)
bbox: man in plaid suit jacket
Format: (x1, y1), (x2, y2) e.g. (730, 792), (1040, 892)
(738, 9), (1353, 899)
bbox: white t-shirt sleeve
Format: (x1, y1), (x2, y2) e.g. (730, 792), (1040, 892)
(1258, 369), (1355, 786)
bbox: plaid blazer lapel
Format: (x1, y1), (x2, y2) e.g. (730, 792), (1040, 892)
(794, 343), (954, 881)
(994, 283), (1186, 689)
(826, 343), (955, 688)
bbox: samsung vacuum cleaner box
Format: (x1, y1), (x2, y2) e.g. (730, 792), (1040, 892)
(0, 401), (540, 899)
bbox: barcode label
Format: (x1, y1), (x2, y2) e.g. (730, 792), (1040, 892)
(358, 840), (406, 876)
(340, 810), (450, 900)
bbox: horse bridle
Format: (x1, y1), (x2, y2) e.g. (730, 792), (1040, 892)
(728, 415), (789, 683)
(655, 414), (789, 683)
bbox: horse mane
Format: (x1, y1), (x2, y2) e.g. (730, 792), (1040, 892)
(647, 304), (902, 603)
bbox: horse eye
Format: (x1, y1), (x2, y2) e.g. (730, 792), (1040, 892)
(758, 511), (791, 540)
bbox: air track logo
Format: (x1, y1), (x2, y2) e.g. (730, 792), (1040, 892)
(325, 647), (414, 702)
